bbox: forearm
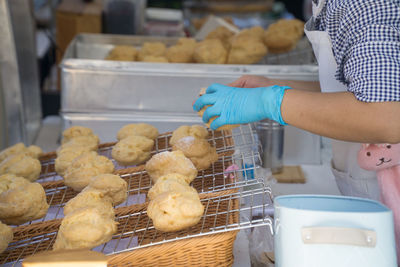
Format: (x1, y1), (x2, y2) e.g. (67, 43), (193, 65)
(281, 90), (400, 143)
(229, 75), (321, 92)
(271, 79), (321, 92)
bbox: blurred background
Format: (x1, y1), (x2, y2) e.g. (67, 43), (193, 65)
(0, 0), (313, 148)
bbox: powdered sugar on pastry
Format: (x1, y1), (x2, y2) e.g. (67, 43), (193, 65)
(145, 151), (197, 184)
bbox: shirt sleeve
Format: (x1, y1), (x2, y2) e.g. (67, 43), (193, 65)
(343, 24), (400, 102)
(322, 0), (400, 102)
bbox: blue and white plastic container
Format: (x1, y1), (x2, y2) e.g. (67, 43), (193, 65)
(274, 195), (397, 267)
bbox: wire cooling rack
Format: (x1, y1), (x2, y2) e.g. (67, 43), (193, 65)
(0, 125), (266, 266)
(107, 179), (273, 255)
(1, 178), (273, 266)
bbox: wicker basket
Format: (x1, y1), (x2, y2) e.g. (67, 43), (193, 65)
(107, 231), (239, 267)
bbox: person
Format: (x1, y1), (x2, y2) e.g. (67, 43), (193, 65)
(194, 0), (400, 257)
(194, 0), (400, 198)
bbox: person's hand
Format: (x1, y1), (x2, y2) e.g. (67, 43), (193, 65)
(193, 83), (291, 130)
(228, 75), (276, 88)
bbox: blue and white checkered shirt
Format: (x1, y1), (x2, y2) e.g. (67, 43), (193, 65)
(314, 0), (400, 102)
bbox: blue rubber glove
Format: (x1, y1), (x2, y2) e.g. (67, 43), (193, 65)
(193, 83), (291, 130)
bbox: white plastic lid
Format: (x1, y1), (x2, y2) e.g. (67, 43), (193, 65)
(146, 8), (183, 22)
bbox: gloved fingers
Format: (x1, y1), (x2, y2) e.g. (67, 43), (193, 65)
(193, 94), (218, 112)
(206, 83), (231, 94)
(202, 105), (220, 123)
(210, 116), (226, 130)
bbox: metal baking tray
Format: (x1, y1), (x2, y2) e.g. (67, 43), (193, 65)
(60, 33), (320, 164)
(61, 33), (318, 113)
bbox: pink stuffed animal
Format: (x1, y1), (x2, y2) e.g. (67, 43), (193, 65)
(358, 143), (400, 259)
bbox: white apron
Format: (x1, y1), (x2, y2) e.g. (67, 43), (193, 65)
(304, 0), (380, 200)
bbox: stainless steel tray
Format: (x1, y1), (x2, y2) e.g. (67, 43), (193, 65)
(61, 33), (318, 113)
(61, 61), (318, 113)
(60, 33), (321, 164)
